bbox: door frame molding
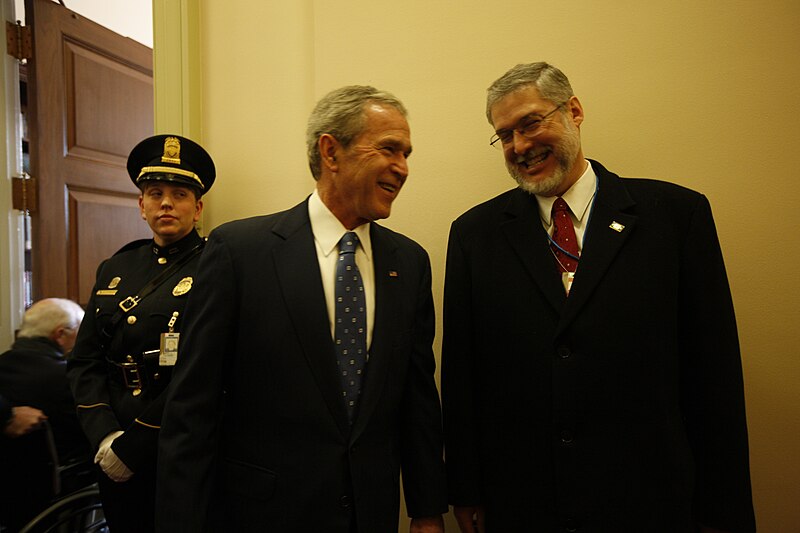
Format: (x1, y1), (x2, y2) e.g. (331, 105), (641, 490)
(0, 0), (25, 348)
(152, 0), (204, 230)
(153, 0), (201, 138)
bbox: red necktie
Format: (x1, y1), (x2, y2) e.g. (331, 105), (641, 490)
(551, 197), (580, 273)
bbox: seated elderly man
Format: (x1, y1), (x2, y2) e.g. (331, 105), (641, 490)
(0, 298), (91, 531)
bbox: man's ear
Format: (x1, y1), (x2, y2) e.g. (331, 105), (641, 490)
(319, 134), (340, 172)
(51, 326), (66, 348)
(138, 194), (146, 220)
(565, 95), (584, 128)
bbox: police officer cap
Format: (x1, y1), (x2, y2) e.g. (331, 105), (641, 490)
(127, 134), (215, 193)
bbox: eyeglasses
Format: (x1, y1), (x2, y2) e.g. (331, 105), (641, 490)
(489, 102), (566, 149)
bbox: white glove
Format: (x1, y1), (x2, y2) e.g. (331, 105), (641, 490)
(94, 430), (134, 482)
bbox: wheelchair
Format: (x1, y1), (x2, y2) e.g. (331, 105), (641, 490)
(1, 421), (105, 533)
(17, 485), (106, 533)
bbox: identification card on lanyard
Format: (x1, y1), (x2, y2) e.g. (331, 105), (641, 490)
(160, 332), (179, 366)
(159, 311), (180, 366)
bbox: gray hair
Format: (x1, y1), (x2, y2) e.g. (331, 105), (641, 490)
(486, 62), (575, 124)
(17, 298), (84, 339)
(306, 85), (408, 180)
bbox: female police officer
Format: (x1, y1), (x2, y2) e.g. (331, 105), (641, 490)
(67, 135), (215, 532)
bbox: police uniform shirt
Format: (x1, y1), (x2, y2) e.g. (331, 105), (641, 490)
(67, 228), (204, 472)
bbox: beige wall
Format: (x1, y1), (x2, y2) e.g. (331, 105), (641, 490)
(168, 1), (800, 530)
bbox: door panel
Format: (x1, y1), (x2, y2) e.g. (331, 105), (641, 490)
(65, 39), (154, 164)
(26, 0), (153, 306)
(68, 190), (146, 307)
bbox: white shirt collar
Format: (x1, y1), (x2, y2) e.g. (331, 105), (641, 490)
(308, 189), (373, 261)
(536, 160), (597, 224)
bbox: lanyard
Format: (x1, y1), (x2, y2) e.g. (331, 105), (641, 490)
(545, 175), (599, 261)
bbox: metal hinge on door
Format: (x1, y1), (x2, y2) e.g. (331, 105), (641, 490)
(12, 174), (37, 213)
(6, 21), (32, 61)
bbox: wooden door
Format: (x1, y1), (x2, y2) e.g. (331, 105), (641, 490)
(25, 0), (154, 306)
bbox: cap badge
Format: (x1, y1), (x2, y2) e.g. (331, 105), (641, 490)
(172, 276), (193, 296)
(161, 136), (181, 165)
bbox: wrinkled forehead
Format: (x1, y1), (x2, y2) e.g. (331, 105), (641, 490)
(359, 105), (411, 142)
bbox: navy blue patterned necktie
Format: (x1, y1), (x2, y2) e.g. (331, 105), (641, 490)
(335, 232), (367, 423)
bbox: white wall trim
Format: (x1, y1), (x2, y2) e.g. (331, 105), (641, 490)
(0, 0), (26, 347)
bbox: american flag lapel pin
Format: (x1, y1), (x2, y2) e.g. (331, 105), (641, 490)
(609, 221), (625, 233)
(388, 270), (399, 278)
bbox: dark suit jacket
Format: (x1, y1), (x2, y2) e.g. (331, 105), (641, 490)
(0, 337), (88, 462)
(0, 337), (92, 530)
(156, 199), (447, 533)
(442, 161), (755, 532)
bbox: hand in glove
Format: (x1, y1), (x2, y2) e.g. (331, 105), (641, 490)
(95, 430), (134, 482)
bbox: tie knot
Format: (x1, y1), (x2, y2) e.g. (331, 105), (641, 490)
(339, 232), (359, 255)
(552, 197), (570, 214)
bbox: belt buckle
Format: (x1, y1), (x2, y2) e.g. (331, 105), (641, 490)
(120, 361), (143, 395)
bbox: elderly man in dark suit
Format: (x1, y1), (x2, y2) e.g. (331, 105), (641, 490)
(0, 299), (88, 461)
(157, 85), (447, 533)
(441, 62), (755, 533)
(0, 298), (90, 530)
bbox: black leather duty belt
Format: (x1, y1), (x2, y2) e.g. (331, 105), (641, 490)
(107, 349), (161, 395)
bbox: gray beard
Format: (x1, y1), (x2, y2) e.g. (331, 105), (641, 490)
(506, 121), (581, 197)
(508, 160), (567, 196)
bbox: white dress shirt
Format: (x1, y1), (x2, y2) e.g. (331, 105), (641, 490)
(535, 160), (598, 252)
(308, 190), (375, 351)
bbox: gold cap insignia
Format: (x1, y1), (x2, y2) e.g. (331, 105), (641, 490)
(609, 221), (625, 233)
(161, 136), (181, 164)
(172, 277), (193, 296)
(108, 276), (121, 289)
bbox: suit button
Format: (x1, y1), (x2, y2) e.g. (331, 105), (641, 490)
(564, 518), (579, 532)
(339, 495), (351, 509)
(560, 430), (574, 445)
(557, 345), (571, 359)
(127, 315), (137, 325)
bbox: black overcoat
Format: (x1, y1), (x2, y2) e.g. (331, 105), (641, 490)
(442, 160), (755, 532)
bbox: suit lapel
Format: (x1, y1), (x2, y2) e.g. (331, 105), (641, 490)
(557, 163), (638, 335)
(272, 200), (350, 437)
(351, 224), (397, 439)
(501, 189), (566, 312)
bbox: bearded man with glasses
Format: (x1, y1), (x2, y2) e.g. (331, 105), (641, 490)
(441, 62), (755, 533)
